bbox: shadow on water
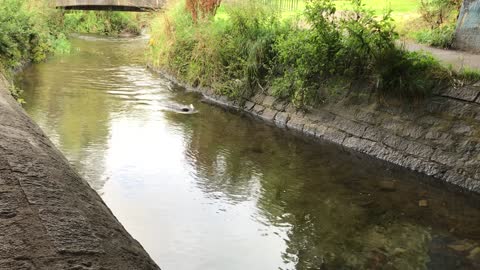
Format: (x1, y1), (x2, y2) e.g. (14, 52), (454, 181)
(16, 34), (480, 270)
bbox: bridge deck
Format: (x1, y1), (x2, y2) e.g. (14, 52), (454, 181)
(55, 0), (163, 11)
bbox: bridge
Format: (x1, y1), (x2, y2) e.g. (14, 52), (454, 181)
(55, 0), (164, 11)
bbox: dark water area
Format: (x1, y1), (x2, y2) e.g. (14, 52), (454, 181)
(15, 34), (480, 270)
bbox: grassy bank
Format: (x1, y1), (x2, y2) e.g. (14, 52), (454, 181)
(149, 0), (463, 108)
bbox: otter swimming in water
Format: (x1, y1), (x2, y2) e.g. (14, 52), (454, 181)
(158, 103), (197, 114)
(181, 104), (195, 113)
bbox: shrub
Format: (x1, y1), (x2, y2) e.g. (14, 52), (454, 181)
(414, 24), (455, 48)
(271, 0), (437, 106)
(374, 49), (448, 102)
(414, 0), (458, 48)
(149, 0), (454, 107)
(419, 0), (459, 29)
(0, 0), (69, 70)
(63, 11), (142, 35)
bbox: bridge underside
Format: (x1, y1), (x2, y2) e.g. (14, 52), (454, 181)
(55, 0), (163, 12)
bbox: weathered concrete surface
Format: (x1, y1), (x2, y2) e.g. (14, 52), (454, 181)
(159, 70), (480, 194)
(55, 0), (164, 11)
(454, 0), (480, 53)
(0, 74), (160, 269)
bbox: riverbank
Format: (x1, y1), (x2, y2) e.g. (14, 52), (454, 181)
(156, 68), (480, 194)
(0, 74), (160, 269)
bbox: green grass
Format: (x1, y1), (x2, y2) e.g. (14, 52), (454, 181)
(216, 0), (420, 24)
(336, 0), (419, 14)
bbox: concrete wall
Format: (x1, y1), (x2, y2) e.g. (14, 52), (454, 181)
(160, 71), (480, 194)
(0, 75), (160, 269)
(455, 0), (480, 52)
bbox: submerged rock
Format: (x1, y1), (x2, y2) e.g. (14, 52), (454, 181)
(418, 199), (428, 207)
(469, 247), (480, 261)
(378, 180), (396, 191)
(448, 240), (475, 252)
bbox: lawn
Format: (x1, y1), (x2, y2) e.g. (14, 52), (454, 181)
(336, 0), (419, 14)
(216, 0), (421, 22)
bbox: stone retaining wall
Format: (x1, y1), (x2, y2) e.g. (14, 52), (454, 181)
(0, 74), (160, 269)
(161, 72), (480, 194)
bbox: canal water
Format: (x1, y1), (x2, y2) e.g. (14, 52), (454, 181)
(15, 34), (480, 270)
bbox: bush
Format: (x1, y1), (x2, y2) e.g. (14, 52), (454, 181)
(149, 0), (455, 107)
(374, 49), (448, 102)
(271, 0), (446, 106)
(419, 0), (459, 29)
(414, 24), (455, 48)
(0, 0), (68, 70)
(63, 11), (142, 35)
(414, 0), (458, 48)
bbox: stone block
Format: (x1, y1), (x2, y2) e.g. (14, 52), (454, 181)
(334, 117), (368, 137)
(343, 136), (361, 149)
(363, 127), (385, 142)
(431, 149), (461, 166)
(398, 124), (426, 140)
(383, 135), (409, 151)
(381, 118), (406, 135)
(274, 112), (290, 127)
(257, 108), (277, 122)
(273, 101), (288, 111)
(38, 208), (103, 254)
(442, 86), (480, 102)
(262, 96), (276, 108)
(314, 124), (329, 139)
(323, 128), (347, 145)
(354, 110), (379, 125)
(305, 110), (335, 123)
(404, 142), (435, 159)
(251, 93), (266, 104)
(343, 136), (377, 154)
(286, 115), (306, 132)
(251, 104), (265, 115)
(303, 123), (317, 137)
(243, 101), (255, 111)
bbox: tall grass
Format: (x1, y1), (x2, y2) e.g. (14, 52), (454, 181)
(149, 1), (288, 100)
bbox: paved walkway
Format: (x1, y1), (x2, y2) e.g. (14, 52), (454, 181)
(0, 74), (160, 269)
(403, 41), (480, 71)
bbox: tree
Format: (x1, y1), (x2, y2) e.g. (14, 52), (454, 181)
(186, 0), (222, 22)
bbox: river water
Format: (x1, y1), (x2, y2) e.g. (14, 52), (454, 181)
(15, 35), (480, 270)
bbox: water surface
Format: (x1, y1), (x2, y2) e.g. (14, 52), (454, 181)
(16, 34), (480, 270)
